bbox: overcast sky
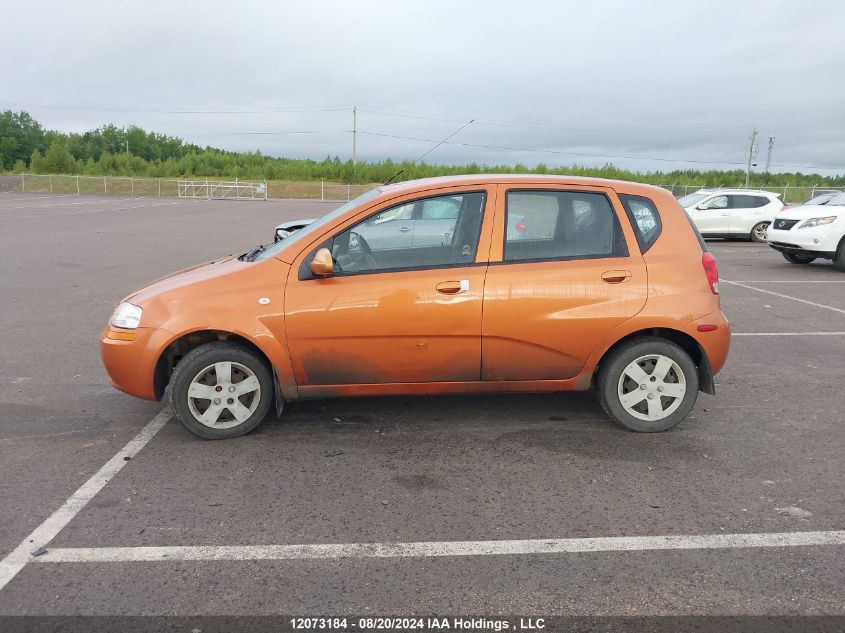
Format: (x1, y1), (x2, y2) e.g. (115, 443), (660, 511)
(1, 0), (843, 176)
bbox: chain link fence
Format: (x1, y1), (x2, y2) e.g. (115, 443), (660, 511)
(0, 174), (378, 201)
(2, 174), (841, 205)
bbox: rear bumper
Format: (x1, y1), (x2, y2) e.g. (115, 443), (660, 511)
(686, 310), (731, 377)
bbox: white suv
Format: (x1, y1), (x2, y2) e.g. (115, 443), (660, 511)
(767, 192), (845, 271)
(678, 189), (784, 242)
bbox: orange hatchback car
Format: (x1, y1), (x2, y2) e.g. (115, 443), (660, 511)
(102, 175), (730, 439)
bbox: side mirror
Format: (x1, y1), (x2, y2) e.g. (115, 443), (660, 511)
(310, 247), (333, 276)
(695, 203), (708, 210)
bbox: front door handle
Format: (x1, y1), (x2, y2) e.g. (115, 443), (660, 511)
(436, 279), (470, 294)
(601, 270), (631, 284)
(398, 226), (412, 233)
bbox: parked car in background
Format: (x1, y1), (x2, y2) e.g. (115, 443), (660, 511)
(275, 205), (528, 245)
(275, 219), (317, 242)
(767, 192), (845, 271)
(780, 191), (842, 214)
(800, 192), (841, 207)
(103, 175), (730, 439)
(678, 189), (784, 242)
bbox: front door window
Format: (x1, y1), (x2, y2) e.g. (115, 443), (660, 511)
(329, 192), (486, 274)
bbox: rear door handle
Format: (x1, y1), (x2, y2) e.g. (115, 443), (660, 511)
(436, 279), (470, 294)
(601, 270), (631, 284)
(398, 226), (412, 233)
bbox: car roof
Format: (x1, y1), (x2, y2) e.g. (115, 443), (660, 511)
(380, 174), (668, 197)
(696, 188), (777, 196)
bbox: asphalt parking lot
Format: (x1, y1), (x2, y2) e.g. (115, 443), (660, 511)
(0, 193), (843, 621)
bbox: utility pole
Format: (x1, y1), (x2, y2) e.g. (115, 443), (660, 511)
(764, 135), (775, 175)
(126, 140), (130, 155)
(744, 127), (758, 188)
(352, 106), (357, 178)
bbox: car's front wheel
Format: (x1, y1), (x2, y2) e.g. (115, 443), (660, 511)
(782, 252), (816, 265)
(834, 241), (845, 272)
(750, 221), (769, 242)
(597, 338), (699, 432)
(169, 342), (274, 439)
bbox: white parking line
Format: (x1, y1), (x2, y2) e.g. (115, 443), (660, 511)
(0, 408), (171, 592)
(721, 280), (845, 315)
(33, 530), (845, 564)
(733, 332), (845, 336)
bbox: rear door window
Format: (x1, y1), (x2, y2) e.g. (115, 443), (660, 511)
(504, 190), (628, 262)
(729, 194), (768, 208)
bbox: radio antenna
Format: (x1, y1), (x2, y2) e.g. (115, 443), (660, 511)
(384, 118), (475, 185)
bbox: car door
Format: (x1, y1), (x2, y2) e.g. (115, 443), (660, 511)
(691, 194), (730, 234)
(481, 185), (647, 380)
(726, 194), (757, 235)
(284, 187), (493, 387)
(755, 194), (782, 223)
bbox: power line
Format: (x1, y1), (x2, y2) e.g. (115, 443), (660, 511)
(356, 107), (466, 124)
(5, 100), (842, 171)
(8, 100), (845, 143)
(359, 106), (748, 137)
(359, 130), (845, 171)
(214, 130), (352, 135)
(0, 101), (352, 114)
(384, 118), (475, 185)
(360, 130), (746, 166)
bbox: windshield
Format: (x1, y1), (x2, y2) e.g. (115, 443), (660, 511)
(253, 187), (382, 261)
(803, 193), (835, 206)
(677, 193), (708, 208)
(822, 193), (845, 207)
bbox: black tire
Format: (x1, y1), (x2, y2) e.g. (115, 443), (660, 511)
(597, 337), (699, 433)
(782, 252), (816, 265)
(750, 222), (769, 242)
(169, 341), (274, 439)
(834, 246), (845, 272)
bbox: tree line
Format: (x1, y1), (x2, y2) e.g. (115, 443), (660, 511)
(1, 110), (843, 188)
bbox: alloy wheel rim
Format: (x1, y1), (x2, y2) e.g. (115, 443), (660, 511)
(617, 354), (686, 422)
(755, 223), (768, 240)
(186, 361), (261, 429)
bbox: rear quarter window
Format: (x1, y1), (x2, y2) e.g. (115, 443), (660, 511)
(618, 194), (662, 253)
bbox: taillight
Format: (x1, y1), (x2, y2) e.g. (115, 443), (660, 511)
(515, 221), (526, 231)
(702, 252), (719, 294)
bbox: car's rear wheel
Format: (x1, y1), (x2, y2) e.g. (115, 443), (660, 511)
(170, 342), (274, 439)
(597, 338), (699, 432)
(750, 222), (769, 242)
(782, 252), (816, 265)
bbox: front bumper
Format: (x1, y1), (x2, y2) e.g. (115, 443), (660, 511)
(101, 326), (174, 401)
(767, 224), (841, 260)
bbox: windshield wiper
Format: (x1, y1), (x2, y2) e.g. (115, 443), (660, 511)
(239, 245), (266, 262)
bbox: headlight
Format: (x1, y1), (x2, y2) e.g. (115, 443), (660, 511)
(798, 216), (837, 229)
(109, 302), (143, 329)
